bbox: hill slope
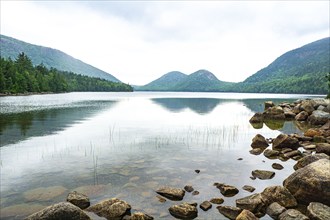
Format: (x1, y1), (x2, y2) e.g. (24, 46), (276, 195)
(0, 35), (120, 82)
(139, 69), (233, 92)
(235, 37), (330, 94)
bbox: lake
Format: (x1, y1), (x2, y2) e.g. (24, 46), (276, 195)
(0, 92), (322, 219)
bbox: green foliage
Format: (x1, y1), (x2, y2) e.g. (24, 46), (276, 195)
(0, 53), (133, 94)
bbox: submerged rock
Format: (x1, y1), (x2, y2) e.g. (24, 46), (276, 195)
(156, 186), (185, 201)
(169, 202), (198, 219)
(283, 159), (330, 206)
(23, 186), (68, 202)
(307, 202), (330, 220)
(86, 198), (131, 219)
(217, 205), (242, 220)
(25, 202), (91, 220)
(67, 191), (90, 209)
(1, 203), (46, 219)
(251, 170), (275, 180)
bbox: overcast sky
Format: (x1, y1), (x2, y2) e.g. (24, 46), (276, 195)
(1, 1), (329, 85)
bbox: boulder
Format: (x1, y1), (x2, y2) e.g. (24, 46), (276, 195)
(283, 150), (302, 158)
(242, 185), (256, 193)
(272, 163), (284, 170)
(217, 205), (242, 220)
(236, 193), (266, 217)
(215, 183), (239, 197)
(86, 198), (131, 219)
(200, 201), (212, 211)
(315, 143), (330, 155)
(283, 159), (330, 206)
(305, 128), (324, 137)
(307, 202), (330, 220)
(293, 153), (329, 170)
(261, 186), (297, 208)
(67, 191), (90, 209)
(278, 209), (309, 220)
(236, 209), (259, 220)
(156, 186), (185, 201)
(266, 202), (286, 219)
(301, 100), (315, 114)
(295, 111), (309, 121)
(184, 185), (194, 193)
(168, 202), (198, 219)
(265, 101), (275, 110)
(249, 113), (264, 124)
(129, 212), (154, 220)
(264, 149), (280, 158)
(250, 148), (265, 155)
(251, 134), (269, 148)
(25, 202), (91, 220)
(272, 134), (300, 151)
(308, 110), (330, 125)
(252, 170), (275, 180)
(209, 197), (224, 204)
(263, 106), (286, 120)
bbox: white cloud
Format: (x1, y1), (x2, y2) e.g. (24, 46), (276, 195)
(1, 1), (329, 85)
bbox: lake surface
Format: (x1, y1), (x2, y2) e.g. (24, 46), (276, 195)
(0, 92), (322, 219)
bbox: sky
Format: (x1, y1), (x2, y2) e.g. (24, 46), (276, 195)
(1, 1), (329, 85)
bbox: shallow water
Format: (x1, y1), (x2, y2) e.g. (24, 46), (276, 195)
(0, 92), (322, 219)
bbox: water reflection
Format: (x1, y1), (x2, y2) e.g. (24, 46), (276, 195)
(0, 101), (117, 146)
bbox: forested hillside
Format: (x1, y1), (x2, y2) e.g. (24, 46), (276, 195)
(0, 35), (120, 82)
(0, 53), (133, 94)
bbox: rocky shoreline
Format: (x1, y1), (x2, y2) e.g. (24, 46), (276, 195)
(24, 98), (330, 219)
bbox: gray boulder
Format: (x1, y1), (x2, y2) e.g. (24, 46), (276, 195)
(67, 191), (90, 209)
(308, 110), (330, 125)
(169, 202), (198, 219)
(25, 202), (91, 220)
(307, 202), (330, 220)
(279, 209), (309, 220)
(266, 202), (287, 219)
(283, 159), (330, 206)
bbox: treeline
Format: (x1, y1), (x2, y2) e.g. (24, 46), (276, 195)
(0, 53), (133, 94)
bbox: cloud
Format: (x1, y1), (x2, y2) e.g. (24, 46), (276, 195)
(1, 1), (329, 85)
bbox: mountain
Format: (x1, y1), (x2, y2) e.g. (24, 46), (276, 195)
(236, 37), (330, 94)
(139, 69), (234, 92)
(0, 35), (120, 82)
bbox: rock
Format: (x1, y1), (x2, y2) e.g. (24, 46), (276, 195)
(293, 153), (329, 170)
(73, 184), (108, 197)
(156, 186), (185, 201)
(311, 98), (330, 109)
(194, 169), (200, 173)
(86, 198), (131, 219)
(23, 186), (67, 202)
(315, 143), (330, 155)
(217, 205), (242, 220)
(251, 134), (269, 148)
(272, 134), (300, 151)
(301, 100), (315, 114)
(265, 101), (275, 110)
(261, 186), (297, 208)
(305, 128), (324, 137)
(284, 110), (296, 119)
(263, 106), (286, 120)
(283, 159), (330, 206)
(236, 193), (266, 217)
(250, 148), (265, 155)
(295, 111), (309, 121)
(210, 197), (224, 204)
(272, 163), (284, 170)
(314, 135), (327, 143)
(155, 195), (166, 203)
(200, 201), (212, 211)
(236, 209), (259, 220)
(308, 110), (330, 125)
(1, 203), (46, 219)
(243, 185), (256, 193)
(184, 185), (194, 193)
(192, 190), (199, 195)
(129, 212), (154, 220)
(264, 149), (280, 158)
(267, 202), (287, 219)
(250, 113), (264, 123)
(168, 202), (198, 219)
(307, 202), (330, 220)
(25, 202), (91, 220)
(216, 183), (239, 197)
(303, 144), (317, 150)
(252, 170), (275, 180)
(283, 150), (301, 158)
(278, 209), (309, 220)
(67, 191), (90, 209)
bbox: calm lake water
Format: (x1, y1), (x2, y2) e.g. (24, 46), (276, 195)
(0, 92), (323, 219)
